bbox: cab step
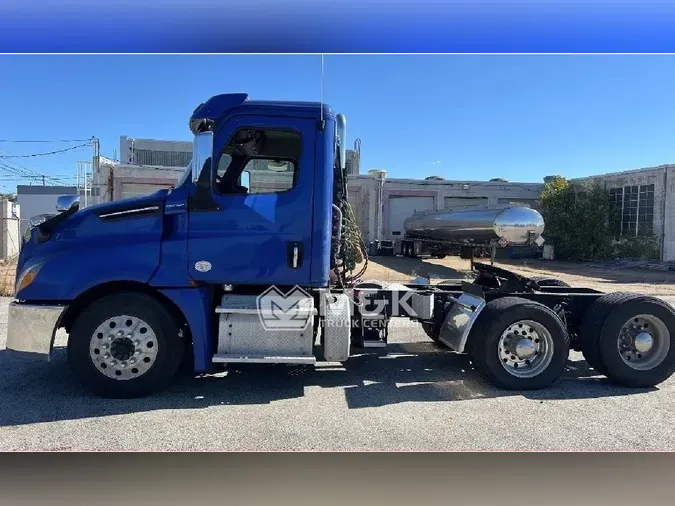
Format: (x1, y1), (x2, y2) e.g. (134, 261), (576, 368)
(212, 354), (317, 364)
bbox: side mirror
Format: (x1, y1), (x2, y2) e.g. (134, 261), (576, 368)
(240, 171), (250, 191)
(56, 195), (80, 213)
(192, 131), (214, 183)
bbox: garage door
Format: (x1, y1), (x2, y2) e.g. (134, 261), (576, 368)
(120, 182), (173, 200)
(444, 196), (489, 210)
(388, 196), (435, 238)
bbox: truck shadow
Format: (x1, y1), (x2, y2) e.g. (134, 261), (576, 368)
(498, 259), (675, 286)
(366, 256), (473, 282)
(0, 340), (657, 427)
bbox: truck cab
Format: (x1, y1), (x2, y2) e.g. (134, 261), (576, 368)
(9, 93), (359, 397)
(7, 93), (675, 398)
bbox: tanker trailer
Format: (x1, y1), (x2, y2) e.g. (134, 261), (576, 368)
(397, 204), (545, 261)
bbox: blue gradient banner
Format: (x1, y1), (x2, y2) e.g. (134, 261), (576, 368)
(1, 1), (675, 52)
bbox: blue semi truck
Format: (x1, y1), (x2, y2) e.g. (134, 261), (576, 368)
(7, 93), (675, 398)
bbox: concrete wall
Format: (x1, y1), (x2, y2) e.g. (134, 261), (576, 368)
(0, 199), (20, 261)
(16, 185), (77, 238)
(95, 163), (185, 204)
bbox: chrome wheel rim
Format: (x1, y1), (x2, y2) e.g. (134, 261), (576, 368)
(89, 315), (158, 380)
(498, 320), (555, 378)
(617, 314), (670, 371)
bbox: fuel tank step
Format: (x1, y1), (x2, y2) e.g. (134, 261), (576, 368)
(212, 354), (317, 365)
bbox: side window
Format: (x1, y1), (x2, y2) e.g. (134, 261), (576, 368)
(214, 128), (301, 195)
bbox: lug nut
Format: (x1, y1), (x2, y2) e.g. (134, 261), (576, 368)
(134, 351), (140, 356)
(117, 330), (124, 337)
(130, 359), (136, 364)
(103, 354), (110, 359)
(134, 340), (140, 346)
(120, 363), (126, 368)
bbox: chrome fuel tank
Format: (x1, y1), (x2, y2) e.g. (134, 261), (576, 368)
(403, 205), (545, 245)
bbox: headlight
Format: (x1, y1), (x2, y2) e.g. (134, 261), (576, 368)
(15, 262), (44, 295)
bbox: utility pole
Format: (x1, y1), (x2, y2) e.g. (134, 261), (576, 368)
(42, 175), (45, 186)
(92, 137), (100, 206)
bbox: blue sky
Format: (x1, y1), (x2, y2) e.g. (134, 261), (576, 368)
(1, 55), (674, 192)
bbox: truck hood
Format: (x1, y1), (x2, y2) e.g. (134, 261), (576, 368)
(74, 189), (170, 219)
(16, 189), (172, 299)
(22, 189), (170, 260)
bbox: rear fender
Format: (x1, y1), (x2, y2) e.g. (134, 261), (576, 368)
(438, 293), (487, 353)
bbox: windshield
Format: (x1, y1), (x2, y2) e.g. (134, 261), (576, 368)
(176, 158), (192, 188)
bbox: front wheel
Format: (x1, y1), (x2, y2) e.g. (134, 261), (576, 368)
(68, 292), (185, 398)
(469, 297), (570, 390)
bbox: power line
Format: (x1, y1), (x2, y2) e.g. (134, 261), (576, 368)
(0, 142), (91, 159)
(0, 138), (93, 143)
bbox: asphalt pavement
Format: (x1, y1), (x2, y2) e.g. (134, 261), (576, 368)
(0, 296), (673, 451)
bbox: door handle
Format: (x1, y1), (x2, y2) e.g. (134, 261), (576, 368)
(287, 241), (304, 269)
(292, 246), (299, 268)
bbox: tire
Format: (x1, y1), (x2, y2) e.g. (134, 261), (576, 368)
(579, 292), (640, 376)
(421, 322), (441, 342)
(67, 292), (185, 398)
(598, 296), (675, 388)
(530, 276), (571, 288)
(468, 297), (570, 390)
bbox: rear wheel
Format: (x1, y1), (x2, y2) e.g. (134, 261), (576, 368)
(598, 297), (675, 388)
(469, 297), (569, 390)
(68, 292), (185, 398)
(579, 292), (637, 375)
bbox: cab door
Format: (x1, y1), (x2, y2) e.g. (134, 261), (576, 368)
(187, 114), (317, 287)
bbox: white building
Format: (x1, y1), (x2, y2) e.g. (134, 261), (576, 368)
(572, 164), (673, 261)
(84, 136), (675, 261)
(0, 199), (20, 261)
(16, 185), (77, 239)
(119, 136), (192, 168)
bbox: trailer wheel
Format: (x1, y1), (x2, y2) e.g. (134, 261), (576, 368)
(530, 276), (571, 288)
(597, 296), (675, 388)
(579, 292), (638, 375)
(469, 297), (569, 390)
(67, 292), (185, 398)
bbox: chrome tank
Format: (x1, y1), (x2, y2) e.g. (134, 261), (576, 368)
(403, 205), (545, 245)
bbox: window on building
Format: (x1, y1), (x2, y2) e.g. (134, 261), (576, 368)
(608, 184), (655, 237)
(622, 185), (639, 236)
(608, 187), (623, 237)
(214, 128), (301, 195)
(638, 184), (655, 236)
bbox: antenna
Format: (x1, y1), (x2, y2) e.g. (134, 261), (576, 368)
(320, 54), (324, 123)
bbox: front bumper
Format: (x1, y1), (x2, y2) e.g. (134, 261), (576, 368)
(6, 301), (68, 360)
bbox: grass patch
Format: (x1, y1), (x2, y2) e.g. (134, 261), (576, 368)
(0, 258), (17, 297)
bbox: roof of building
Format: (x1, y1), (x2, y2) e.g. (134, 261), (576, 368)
(17, 185), (78, 195)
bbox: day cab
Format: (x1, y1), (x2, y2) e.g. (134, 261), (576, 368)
(7, 93), (351, 397)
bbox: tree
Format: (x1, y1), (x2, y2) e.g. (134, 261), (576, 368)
(539, 176), (613, 261)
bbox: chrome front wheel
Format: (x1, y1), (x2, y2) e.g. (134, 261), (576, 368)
(89, 315), (159, 380)
(68, 292), (184, 398)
